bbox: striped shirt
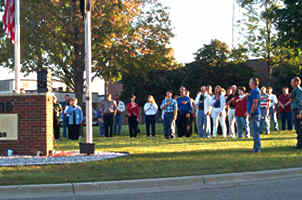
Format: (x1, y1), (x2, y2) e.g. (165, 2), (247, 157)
(260, 94), (269, 108)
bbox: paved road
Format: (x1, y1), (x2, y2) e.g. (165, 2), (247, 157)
(6, 176), (302, 200)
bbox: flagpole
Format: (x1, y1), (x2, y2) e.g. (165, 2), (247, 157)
(15, 0), (20, 94)
(85, 4), (93, 144)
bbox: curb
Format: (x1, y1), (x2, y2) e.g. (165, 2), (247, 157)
(1, 167), (302, 199)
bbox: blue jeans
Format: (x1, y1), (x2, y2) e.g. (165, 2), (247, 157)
(280, 112), (293, 130)
(235, 116), (249, 138)
(269, 107), (279, 131)
(98, 121), (105, 136)
(145, 115), (156, 136)
(260, 108), (270, 134)
(197, 110), (210, 137)
(250, 114), (261, 152)
(114, 113), (123, 136)
(163, 113), (174, 139)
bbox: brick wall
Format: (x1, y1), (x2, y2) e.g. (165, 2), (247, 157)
(0, 93), (54, 156)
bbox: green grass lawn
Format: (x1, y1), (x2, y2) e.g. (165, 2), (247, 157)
(1, 123), (302, 186)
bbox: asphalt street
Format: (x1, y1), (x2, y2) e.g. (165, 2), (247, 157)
(6, 176), (302, 200)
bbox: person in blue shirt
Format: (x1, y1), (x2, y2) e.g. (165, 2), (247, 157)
(65, 98), (84, 140)
(176, 86), (193, 137)
(247, 77), (262, 153)
(161, 91), (178, 139)
(290, 76), (302, 149)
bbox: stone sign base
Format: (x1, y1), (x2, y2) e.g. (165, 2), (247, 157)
(0, 93), (54, 156)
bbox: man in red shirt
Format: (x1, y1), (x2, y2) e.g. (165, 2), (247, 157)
(278, 87), (292, 130)
(234, 87), (250, 138)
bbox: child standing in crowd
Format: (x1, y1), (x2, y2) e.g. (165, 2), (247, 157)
(144, 95), (158, 137)
(127, 95), (140, 138)
(65, 98), (83, 140)
(211, 85), (227, 138)
(259, 87), (270, 135)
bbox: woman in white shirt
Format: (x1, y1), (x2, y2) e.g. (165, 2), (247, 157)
(211, 86), (227, 138)
(144, 95), (158, 137)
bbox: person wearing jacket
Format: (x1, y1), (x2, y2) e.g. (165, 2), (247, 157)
(53, 96), (63, 140)
(195, 86), (212, 138)
(65, 98), (83, 140)
(127, 95), (140, 138)
(211, 85), (227, 138)
(144, 95), (158, 137)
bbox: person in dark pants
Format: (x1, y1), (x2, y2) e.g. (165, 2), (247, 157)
(290, 76), (302, 149)
(278, 87), (293, 130)
(61, 95), (70, 138)
(127, 95), (140, 138)
(101, 94), (117, 137)
(53, 96), (63, 140)
(66, 98), (83, 140)
(176, 86), (193, 137)
(144, 95), (158, 137)
(161, 91), (178, 139)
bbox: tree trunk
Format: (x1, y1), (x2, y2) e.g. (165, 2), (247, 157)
(105, 80), (109, 96)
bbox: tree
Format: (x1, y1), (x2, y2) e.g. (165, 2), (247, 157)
(0, 0), (175, 105)
(194, 39), (230, 67)
(238, 0), (282, 83)
(275, 0), (302, 48)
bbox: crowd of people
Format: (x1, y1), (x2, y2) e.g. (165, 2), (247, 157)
(53, 76), (302, 152)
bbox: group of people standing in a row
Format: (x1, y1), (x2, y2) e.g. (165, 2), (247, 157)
(52, 76), (302, 152)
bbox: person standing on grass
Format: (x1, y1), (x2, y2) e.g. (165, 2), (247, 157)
(66, 98), (83, 140)
(211, 85), (227, 138)
(290, 77), (302, 149)
(64, 99), (73, 140)
(176, 87), (193, 137)
(53, 96), (63, 140)
(127, 95), (140, 138)
(234, 87), (250, 138)
(259, 86), (271, 135)
(114, 96), (125, 136)
(161, 91), (178, 139)
(61, 94), (71, 138)
(226, 85), (238, 138)
(195, 86), (212, 138)
(268, 87), (279, 131)
(97, 102), (105, 137)
(247, 77), (262, 153)
(278, 87), (292, 131)
(144, 95), (158, 137)
(102, 94), (117, 137)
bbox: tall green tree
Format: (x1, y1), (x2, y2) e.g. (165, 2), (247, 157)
(238, 0), (282, 83)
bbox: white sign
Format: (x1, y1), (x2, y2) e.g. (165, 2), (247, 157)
(0, 114), (18, 140)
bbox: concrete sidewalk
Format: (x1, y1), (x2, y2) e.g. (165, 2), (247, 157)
(2, 167), (302, 199)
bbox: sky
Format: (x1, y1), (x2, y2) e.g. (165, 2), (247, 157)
(162, 0), (234, 64)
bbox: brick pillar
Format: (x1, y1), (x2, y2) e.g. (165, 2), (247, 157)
(0, 93), (54, 156)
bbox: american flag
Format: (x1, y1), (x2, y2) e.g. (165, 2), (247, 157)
(2, 0), (15, 44)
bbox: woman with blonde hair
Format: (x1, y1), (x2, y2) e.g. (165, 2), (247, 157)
(144, 95), (158, 137)
(211, 85), (227, 138)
